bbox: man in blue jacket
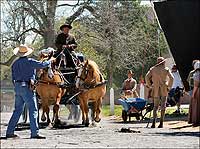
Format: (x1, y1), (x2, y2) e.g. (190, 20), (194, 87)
(6, 45), (55, 139)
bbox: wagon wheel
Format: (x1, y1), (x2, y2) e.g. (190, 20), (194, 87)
(122, 110), (127, 122)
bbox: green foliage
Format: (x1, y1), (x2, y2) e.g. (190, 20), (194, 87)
(1, 66), (12, 81)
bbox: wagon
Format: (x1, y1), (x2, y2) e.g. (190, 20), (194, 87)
(118, 97), (153, 122)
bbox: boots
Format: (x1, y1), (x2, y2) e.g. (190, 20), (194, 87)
(158, 121), (163, 128)
(158, 110), (165, 128)
(151, 119), (156, 128)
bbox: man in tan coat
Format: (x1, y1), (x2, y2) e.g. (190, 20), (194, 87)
(145, 57), (174, 128)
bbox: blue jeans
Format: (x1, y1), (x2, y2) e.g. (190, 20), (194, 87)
(6, 82), (39, 137)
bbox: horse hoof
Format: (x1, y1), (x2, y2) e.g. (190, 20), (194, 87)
(82, 120), (85, 125)
(85, 122), (89, 127)
(94, 117), (101, 123)
(90, 121), (97, 127)
(48, 123), (53, 128)
(55, 119), (61, 125)
(47, 120), (51, 125)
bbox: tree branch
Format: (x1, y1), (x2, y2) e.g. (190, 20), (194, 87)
(24, 7), (44, 29)
(57, 0), (80, 7)
(66, 5), (95, 24)
(17, 28), (44, 39)
(24, 0), (47, 23)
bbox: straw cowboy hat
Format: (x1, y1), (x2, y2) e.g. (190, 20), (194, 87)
(156, 57), (166, 66)
(60, 23), (72, 30)
(13, 45), (33, 57)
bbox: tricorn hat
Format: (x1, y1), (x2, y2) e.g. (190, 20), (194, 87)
(13, 45), (33, 57)
(60, 23), (72, 30)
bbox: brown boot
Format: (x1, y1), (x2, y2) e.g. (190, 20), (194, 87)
(151, 119), (156, 128)
(158, 122), (163, 128)
(158, 110), (165, 128)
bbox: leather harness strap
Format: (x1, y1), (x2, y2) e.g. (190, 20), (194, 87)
(37, 80), (61, 86)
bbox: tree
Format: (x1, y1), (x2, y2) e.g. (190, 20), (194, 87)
(77, 0), (166, 88)
(1, 0), (94, 67)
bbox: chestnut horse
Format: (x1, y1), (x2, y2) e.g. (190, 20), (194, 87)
(36, 53), (66, 126)
(76, 60), (106, 126)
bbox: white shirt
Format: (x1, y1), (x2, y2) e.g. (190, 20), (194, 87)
(172, 71), (183, 88)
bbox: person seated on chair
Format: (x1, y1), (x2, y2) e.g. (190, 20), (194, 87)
(170, 64), (184, 114)
(122, 70), (139, 98)
(54, 23), (78, 70)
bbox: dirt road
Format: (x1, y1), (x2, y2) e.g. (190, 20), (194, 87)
(1, 112), (199, 148)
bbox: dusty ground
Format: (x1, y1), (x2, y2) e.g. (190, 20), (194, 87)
(0, 112), (199, 148)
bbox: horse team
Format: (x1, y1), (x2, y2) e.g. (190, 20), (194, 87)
(36, 52), (106, 127)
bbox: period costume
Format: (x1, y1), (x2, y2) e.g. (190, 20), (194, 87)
(188, 61), (200, 126)
(122, 78), (139, 98)
(118, 70), (139, 112)
(145, 57), (174, 128)
(54, 23), (77, 69)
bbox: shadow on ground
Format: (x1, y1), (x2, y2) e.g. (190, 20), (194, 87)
(154, 131), (200, 137)
(2, 121), (85, 131)
(111, 112), (188, 124)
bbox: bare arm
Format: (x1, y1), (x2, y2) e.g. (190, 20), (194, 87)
(145, 69), (152, 88)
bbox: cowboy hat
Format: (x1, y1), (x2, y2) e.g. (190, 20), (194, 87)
(194, 60), (200, 70)
(156, 57), (166, 65)
(60, 23), (72, 30)
(13, 45), (33, 57)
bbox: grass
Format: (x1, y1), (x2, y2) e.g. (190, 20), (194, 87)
(102, 105), (123, 117)
(101, 105), (189, 118)
(58, 104), (189, 119)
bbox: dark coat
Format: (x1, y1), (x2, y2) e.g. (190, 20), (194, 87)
(54, 33), (78, 69)
(55, 33), (77, 52)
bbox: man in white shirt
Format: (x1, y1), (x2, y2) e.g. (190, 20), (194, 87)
(171, 65), (184, 114)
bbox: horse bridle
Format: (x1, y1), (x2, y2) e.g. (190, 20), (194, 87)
(76, 63), (89, 81)
(75, 63), (90, 89)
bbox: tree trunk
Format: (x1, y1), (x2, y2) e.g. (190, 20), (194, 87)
(107, 50), (114, 89)
(43, 28), (56, 48)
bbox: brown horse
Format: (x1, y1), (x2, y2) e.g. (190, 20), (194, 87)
(76, 59), (106, 126)
(36, 53), (66, 126)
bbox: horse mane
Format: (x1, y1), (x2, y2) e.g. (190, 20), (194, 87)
(87, 59), (100, 74)
(85, 59), (105, 83)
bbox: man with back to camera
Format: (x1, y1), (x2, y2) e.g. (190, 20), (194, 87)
(145, 57), (174, 128)
(6, 45), (55, 139)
